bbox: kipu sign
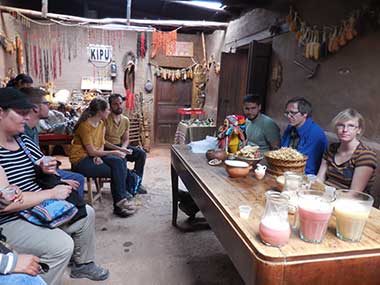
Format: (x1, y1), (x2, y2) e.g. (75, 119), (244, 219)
(88, 44), (112, 63)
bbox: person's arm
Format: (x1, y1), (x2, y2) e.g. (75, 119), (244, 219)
(317, 159), (328, 182)
(350, 166), (374, 192)
(121, 128), (130, 149)
(0, 166), (72, 213)
(350, 149), (377, 192)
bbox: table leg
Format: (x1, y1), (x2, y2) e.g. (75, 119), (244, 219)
(171, 164), (179, 227)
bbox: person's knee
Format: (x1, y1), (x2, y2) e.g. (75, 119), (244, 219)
(85, 205), (95, 225)
(48, 232), (74, 261)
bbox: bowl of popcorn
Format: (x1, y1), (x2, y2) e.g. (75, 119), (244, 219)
(264, 147), (307, 176)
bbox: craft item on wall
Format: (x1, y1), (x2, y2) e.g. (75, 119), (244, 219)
(192, 64), (207, 108)
(137, 32), (147, 59)
(0, 32), (15, 54)
(150, 29), (177, 58)
(15, 35), (24, 73)
(288, 4), (380, 61)
(271, 60), (283, 92)
(165, 41), (194, 57)
(122, 51), (136, 71)
(144, 63), (153, 93)
(124, 59), (136, 111)
(152, 63), (194, 82)
(217, 115), (246, 154)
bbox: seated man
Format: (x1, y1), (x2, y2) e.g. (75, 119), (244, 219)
(104, 94), (147, 194)
(20, 87), (85, 198)
(281, 97), (328, 174)
(243, 94), (280, 154)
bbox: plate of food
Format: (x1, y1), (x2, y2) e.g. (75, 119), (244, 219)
(235, 145), (263, 167)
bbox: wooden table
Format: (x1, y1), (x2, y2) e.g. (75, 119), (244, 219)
(38, 134), (73, 155)
(171, 144), (380, 285)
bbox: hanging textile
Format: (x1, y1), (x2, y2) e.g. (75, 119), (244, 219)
(124, 60), (135, 111)
(151, 30), (177, 58)
(137, 32), (147, 59)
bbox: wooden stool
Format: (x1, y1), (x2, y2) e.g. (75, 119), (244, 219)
(86, 177), (102, 206)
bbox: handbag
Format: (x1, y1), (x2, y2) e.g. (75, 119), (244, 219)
(19, 199), (78, 229)
(127, 169), (142, 196)
(15, 135), (87, 226)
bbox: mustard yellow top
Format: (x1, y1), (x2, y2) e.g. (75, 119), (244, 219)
(104, 114), (130, 145)
(69, 120), (106, 165)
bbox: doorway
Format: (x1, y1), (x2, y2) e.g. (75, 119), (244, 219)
(154, 78), (192, 144)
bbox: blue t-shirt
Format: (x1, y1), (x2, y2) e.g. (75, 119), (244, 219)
(281, 118), (328, 174)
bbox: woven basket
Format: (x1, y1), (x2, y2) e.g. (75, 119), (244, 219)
(264, 153), (308, 176)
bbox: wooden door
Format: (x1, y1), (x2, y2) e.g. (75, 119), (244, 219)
(154, 78), (192, 144)
(246, 41), (272, 112)
(216, 52), (248, 127)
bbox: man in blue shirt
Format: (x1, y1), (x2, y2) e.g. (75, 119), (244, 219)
(281, 97), (328, 174)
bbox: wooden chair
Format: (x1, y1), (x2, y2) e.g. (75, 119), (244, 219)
(86, 177), (103, 206)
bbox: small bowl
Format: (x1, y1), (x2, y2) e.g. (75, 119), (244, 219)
(206, 149), (228, 161)
(224, 160), (251, 178)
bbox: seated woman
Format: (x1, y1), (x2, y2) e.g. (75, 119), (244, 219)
(0, 88), (108, 284)
(317, 109), (377, 193)
(0, 187), (46, 285)
(69, 98), (136, 218)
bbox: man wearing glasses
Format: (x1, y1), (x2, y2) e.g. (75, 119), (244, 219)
(281, 97), (328, 174)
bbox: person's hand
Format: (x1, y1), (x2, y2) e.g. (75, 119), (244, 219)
(93, 157), (103, 165)
(39, 156), (58, 175)
(120, 148), (132, 155)
(14, 254), (41, 276)
(111, 150), (125, 158)
(61, 179), (80, 190)
(12, 186), (23, 204)
(51, 185), (72, 200)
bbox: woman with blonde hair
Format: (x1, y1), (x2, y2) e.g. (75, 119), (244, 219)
(317, 109), (377, 193)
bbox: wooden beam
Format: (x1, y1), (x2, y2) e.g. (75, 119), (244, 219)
(0, 4), (229, 29)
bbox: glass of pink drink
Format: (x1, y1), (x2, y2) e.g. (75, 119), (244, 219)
(297, 190), (334, 243)
(259, 191), (291, 247)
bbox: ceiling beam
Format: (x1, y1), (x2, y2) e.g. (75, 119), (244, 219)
(0, 4), (229, 29)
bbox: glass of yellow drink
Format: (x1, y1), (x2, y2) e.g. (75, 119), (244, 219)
(335, 190), (374, 242)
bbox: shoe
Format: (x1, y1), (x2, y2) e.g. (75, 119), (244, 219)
(137, 185), (148, 194)
(114, 206), (135, 217)
(116, 198), (137, 211)
(70, 262), (109, 281)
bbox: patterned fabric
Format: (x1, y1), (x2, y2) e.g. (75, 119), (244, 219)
(19, 199), (77, 228)
(323, 142), (377, 192)
(0, 135), (43, 225)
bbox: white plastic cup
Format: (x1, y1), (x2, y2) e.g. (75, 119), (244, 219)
(42, 156), (54, 166)
(239, 205), (252, 219)
(0, 186), (16, 201)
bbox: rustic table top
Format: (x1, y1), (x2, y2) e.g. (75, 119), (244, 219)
(172, 144), (380, 264)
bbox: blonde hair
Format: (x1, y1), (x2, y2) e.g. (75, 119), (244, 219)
(331, 108), (365, 135)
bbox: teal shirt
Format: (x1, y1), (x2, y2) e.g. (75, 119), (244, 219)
(245, 113), (280, 154)
(24, 124), (40, 147)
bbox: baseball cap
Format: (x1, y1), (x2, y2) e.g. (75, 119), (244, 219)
(0, 88), (34, 109)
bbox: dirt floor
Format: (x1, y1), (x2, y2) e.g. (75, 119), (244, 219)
(62, 146), (244, 285)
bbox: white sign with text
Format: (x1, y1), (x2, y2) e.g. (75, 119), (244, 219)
(88, 45), (112, 63)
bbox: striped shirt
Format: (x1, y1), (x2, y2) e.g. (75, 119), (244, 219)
(0, 135), (43, 225)
(323, 142), (377, 192)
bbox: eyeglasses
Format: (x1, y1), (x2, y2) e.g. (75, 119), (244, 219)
(284, 110), (300, 117)
(335, 123), (358, 131)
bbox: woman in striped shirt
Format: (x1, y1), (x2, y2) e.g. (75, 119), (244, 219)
(0, 88), (108, 284)
(317, 109), (377, 193)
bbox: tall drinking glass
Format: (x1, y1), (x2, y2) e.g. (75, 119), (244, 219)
(297, 190), (334, 243)
(335, 190), (374, 242)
